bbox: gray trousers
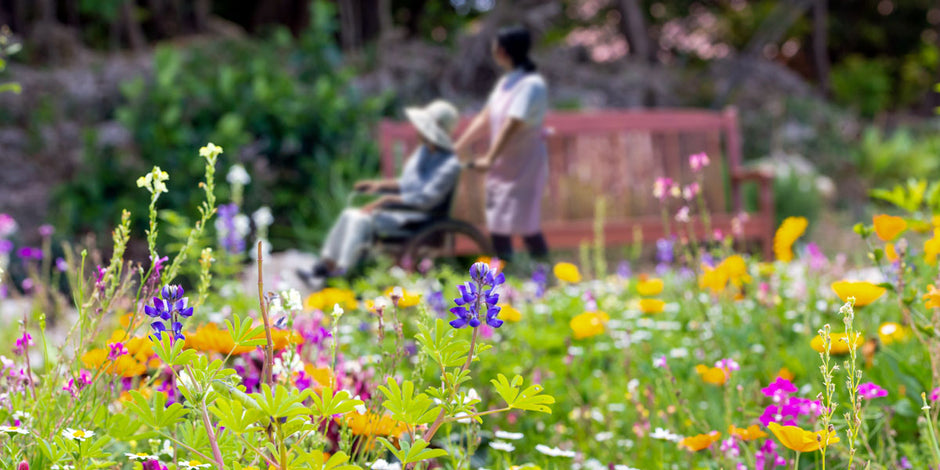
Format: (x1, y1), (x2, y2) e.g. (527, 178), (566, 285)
(320, 208), (374, 271)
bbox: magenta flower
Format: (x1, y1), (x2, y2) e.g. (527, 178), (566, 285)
(13, 333), (33, 355)
(930, 387), (940, 402)
(38, 224), (54, 237)
(108, 342), (128, 361)
(16, 247), (42, 260)
(761, 377), (797, 400)
(857, 382), (887, 400)
(653, 355), (668, 369)
(653, 177), (673, 201)
(689, 152), (710, 172)
(715, 358), (740, 372)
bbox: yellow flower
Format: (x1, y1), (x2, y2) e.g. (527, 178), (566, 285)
(570, 311), (609, 339)
(773, 216), (808, 262)
(636, 278), (664, 296)
(639, 298), (665, 314)
(553, 262), (582, 283)
(831, 281), (886, 307)
(694, 364), (729, 385)
(337, 411), (408, 437)
(80, 349), (147, 377)
(720, 255), (752, 286)
(885, 243), (899, 263)
(878, 322), (909, 345)
(925, 285), (940, 309)
(810, 332), (863, 355)
(184, 323), (301, 355)
(305, 288), (359, 311)
(678, 431), (721, 451)
(383, 287), (421, 308)
(699, 263), (729, 293)
(729, 424), (768, 441)
(499, 303), (522, 323)
(872, 214), (907, 242)
(767, 422), (839, 453)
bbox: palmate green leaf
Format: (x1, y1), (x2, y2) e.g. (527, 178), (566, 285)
(125, 391), (189, 429)
(37, 437), (69, 463)
(225, 314), (267, 350)
(151, 334), (198, 367)
(251, 384), (309, 420)
(208, 396), (266, 434)
(378, 377), (441, 427)
(294, 449), (362, 470)
(104, 413), (147, 441)
(177, 421), (212, 457)
(377, 437), (447, 465)
(490, 374), (555, 414)
(309, 386), (363, 417)
(927, 181), (940, 213)
(415, 319), (470, 368)
(82, 435), (112, 460)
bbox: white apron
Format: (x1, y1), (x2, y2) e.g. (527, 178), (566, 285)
(485, 74), (548, 235)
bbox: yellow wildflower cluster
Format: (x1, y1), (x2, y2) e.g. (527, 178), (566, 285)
(80, 330), (157, 378)
(810, 332), (863, 355)
(767, 422), (839, 453)
(679, 431), (721, 451)
(570, 311), (609, 340)
(554, 262), (582, 283)
(831, 281), (885, 307)
(305, 288), (359, 312)
(383, 287), (421, 308)
(185, 323), (301, 355)
(694, 364), (729, 385)
(337, 411), (408, 437)
(773, 216), (808, 262)
(698, 255), (752, 294)
(636, 276), (665, 314)
(499, 303), (522, 323)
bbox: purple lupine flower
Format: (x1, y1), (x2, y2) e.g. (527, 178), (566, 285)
(858, 382), (888, 400)
(427, 289), (447, 317)
(216, 203), (246, 254)
(108, 342), (128, 361)
(531, 264), (547, 298)
(0, 239), (12, 254)
(144, 284), (193, 341)
(450, 262), (505, 329)
(616, 261), (631, 279)
(655, 238), (674, 265)
(55, 257), (68, 272)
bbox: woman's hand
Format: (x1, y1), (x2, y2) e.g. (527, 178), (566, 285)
(469, 157), (493, 171)
(353, 180), (375, 193)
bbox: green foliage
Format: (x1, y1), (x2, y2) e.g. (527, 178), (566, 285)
(54, 1), (388, 251)
(856, 126), (940, 188)
(489, 374), (555, 414)
(830, 55), (893, 117)
(377, 437), (448, 465)
(378, 377), (441, 427)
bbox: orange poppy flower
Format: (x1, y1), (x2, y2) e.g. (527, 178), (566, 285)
(810, 333), (863, 355)
(729, 424), (768, 441)
(924, 285), (940, 309)
(831, 281), (886, 307)
(872, 214), (907, 242)
(679, 431), (721, 451)
(695, 364), (729, 385)
(767, 422), (839, 452)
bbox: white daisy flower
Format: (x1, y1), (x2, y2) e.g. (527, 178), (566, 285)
(50, 465), (75, 469)
(62, 428), (95, 441)
(0, 425), (29, 434)
(489, 440), (515, 452)
(125, 452), (158, 461)
(614, 466), (642, 470)
(180, 460), (212, 469)
(226, 164), (251, 186)
(494, 430), (524, 440)
(369, 459), (402, 470)
(160, 439), (174, 455)
(535, 444), (575, 458)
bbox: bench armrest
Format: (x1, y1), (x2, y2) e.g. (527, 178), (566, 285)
(730, 168), (775, 215)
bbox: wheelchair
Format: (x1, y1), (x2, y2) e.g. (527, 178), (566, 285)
(350, 187), (494, 268)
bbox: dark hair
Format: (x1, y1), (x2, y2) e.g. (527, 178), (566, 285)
(496, 26), (536, 72)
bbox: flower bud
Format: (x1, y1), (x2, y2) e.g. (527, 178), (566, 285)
(17, 461), (29, 470)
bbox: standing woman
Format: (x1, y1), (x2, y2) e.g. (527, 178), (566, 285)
(455, 25), (549, 262)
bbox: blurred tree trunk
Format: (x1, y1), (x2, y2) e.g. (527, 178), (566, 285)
(812, 0), (830, 96)
(337, 0), (360, 50)
(36, 0), (55, 21)
(194, 0), (210, 32)
(377, 0), (393, 39)
(616, 0), (651, 63)
(121, 0), (146, 50)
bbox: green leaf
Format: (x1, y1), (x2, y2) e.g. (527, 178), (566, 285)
(378, 377), (440, 427)
(309, 386), (363, 417)
(208, 396), (266, 434)
(415, 319), (470, 368)
(124, 391), (189, 429)
(225, 315), (268, 350)
(490, 374), (555, 414)
(151, 335), (197, 367)
(0, 82), (21, 94)
(378, 437), (447, 465)
(251, 384), (309, 420)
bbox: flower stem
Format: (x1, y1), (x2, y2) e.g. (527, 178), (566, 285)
(423, 328), (479, 443)
(199, 400), (225, 469)
(257, 241), (274, 386)
(792, 451), (800, 470)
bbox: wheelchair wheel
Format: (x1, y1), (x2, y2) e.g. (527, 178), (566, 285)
(400, 220), (493, 267)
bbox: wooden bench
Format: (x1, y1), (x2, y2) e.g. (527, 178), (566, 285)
(378, 107), (775, 260)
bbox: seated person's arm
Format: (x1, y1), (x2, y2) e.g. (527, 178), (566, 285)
(361, 158), (461, 214)
(354, 178), (401, 193)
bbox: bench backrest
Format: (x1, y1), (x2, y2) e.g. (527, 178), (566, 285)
(378, 108), (744, 227)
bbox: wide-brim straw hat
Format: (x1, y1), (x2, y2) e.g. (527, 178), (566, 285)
(405, 99), (458, 150)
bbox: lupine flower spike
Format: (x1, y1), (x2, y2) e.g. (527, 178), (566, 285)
(450, 262), (505, 329)
(144, 284), (194, 341)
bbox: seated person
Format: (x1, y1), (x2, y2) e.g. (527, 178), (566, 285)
(300, 99), (462, 282)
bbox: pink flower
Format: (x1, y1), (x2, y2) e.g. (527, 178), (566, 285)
(675, 206), (690, 223)
(930, 387), (940, 402)
(761, 377), (797, 399)
(14, 333), (33, 356)
(108, 342), (128, 361)
(653, 355), (668, 368)
(38, 224), (54, 237)
(857, 382), (887, 400)
(653, 177), (673, 200)
(689, 152), (710, 172)
(715, 358), (740, 372)
(683, 182), (700, 200)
